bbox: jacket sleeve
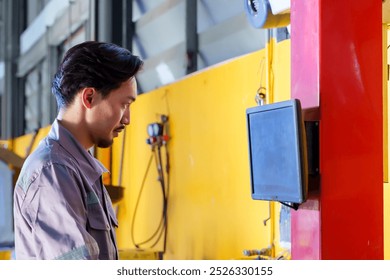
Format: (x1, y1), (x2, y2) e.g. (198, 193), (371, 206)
(15, 163), (100, 260)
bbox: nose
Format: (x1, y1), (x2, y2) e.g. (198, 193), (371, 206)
(121, 107), (130, 125)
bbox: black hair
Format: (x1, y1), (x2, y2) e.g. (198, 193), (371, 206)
(51, 41), (143, 109)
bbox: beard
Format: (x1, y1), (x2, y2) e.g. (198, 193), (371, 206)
(96, 137), (114, 148)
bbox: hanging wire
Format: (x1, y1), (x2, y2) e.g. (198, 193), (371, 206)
(130, 123), (170, 252)
(131, 148), (166, 249)
(130, 152), (154, 248)
(256, 57), (267, 106)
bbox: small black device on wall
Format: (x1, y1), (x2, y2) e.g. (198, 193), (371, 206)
(246, 99), (308, 209)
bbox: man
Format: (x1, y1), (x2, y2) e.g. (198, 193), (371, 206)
(13, 41), (143, 259)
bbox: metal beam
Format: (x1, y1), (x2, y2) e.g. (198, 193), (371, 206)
(111, 0), (123, 46)
(2, 0), (26, 139)
(96, 0), (112, 42)
(186, 0), (198, 74)
(123, 0), (134, 51)
(96, 0), (134, 49)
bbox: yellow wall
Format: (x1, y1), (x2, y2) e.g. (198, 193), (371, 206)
(11, 127), (51, 159)
(109, 39), (291, 259)
(0, 251), (11, 260)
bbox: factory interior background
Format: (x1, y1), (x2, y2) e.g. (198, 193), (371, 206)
(0, 0), (389, 260)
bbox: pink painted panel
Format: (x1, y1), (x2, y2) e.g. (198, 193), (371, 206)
(291, 206), (320, 260)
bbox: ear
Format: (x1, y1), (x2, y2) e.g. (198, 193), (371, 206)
(81, 87), (96, 109)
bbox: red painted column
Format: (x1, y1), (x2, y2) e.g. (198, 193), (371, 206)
(291, 0), (383, 259)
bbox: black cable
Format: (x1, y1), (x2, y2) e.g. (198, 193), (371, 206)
(140, 141), (170, 251)
(148, 146), (168, 250)
(130, 152), (154, 248)
(279, 201), (299, 210)
(131, 118), (171, 252)
(162, 142), (170, 253)
(131, 145), (169, 250)
(135, 211), (165, 247)
(133, 149), (166, 248)
(150, 215), (166, 249)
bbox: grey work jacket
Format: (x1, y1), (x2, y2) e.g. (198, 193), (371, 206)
(14, 119), (118, 259)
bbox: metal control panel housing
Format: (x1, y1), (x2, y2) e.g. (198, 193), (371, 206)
(246, 99), (308, 204)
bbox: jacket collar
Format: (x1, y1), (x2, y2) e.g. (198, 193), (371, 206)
(48, 119), (108, 186)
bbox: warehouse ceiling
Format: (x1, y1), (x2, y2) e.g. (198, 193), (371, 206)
(132, 0), (269, 93)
